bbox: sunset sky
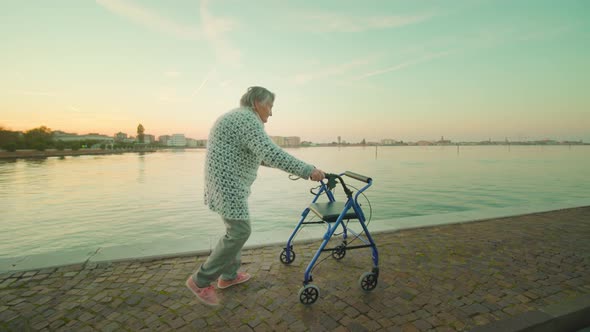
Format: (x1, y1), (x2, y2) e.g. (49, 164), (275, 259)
(1, 0), (589, 143)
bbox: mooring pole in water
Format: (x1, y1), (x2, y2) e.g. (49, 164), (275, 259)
(375, 145), (378, 159)
(456, 144), (460, 155)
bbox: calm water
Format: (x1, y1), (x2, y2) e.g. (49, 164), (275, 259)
(1, 146), (589, 260)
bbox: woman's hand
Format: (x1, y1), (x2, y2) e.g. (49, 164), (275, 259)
(310, 168), (326, 181)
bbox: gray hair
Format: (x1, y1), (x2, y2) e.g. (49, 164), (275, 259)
(239, 86), (275, 108)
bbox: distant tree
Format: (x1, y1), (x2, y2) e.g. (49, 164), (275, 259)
(0, 126), (21, 151)
(55, 140), (66, 151)
(3, 143), (17, 152)
(24, 126), (53, 149)
(137, 124), (145, 144)
(361, 138), (366, 145)
(32, 142), (47, 151)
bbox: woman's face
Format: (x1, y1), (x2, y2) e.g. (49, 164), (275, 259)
(254, 99), (273, 123)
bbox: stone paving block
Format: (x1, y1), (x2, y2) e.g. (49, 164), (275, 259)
(32, 319), (49, 330)
(189, 318), (207, 329)
(473, 313), (491, 326)
(168, 317), (187, 329)
(49, 319), (66, 329)
(78, 311), (94, 322)
(343, 306), (361, 318)
(463, 303), (490, 316)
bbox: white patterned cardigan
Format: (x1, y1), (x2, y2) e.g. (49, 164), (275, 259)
(204, 107), (314, 220)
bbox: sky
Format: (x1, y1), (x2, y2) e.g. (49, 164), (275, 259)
(1, 0), (589, 143)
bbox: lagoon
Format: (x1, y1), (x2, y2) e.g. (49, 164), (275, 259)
(0, 146), (588, 271)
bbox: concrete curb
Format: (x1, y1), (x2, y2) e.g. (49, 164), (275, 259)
(470, 294), (590, 332)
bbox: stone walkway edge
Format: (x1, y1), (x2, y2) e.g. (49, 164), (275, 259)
(3, 199), (588, 274)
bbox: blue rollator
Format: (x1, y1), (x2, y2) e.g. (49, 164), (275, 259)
(280, 171), (379, 305)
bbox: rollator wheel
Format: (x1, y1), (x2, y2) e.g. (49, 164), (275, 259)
(298, 284), (320, 305)
(279, 248), (296, 264)
(331, 244), (346, 260)
(359, 272), (378, 291)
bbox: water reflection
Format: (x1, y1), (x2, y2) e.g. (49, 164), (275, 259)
(0, 159), (18, 165)
(137, 154), (146, 183)
(0, 159), (18, 184)
(1, 146), (589, 259)
(25, 158), (48, 166)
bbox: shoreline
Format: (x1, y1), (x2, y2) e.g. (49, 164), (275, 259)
(0, 148), (158, 159)
(2, 201), (588, 274)
(1, 144), (587, 160)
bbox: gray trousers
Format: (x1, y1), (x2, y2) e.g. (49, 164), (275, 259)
(193, 217), (251, 288)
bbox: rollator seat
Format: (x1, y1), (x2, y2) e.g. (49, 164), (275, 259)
(309, 202), (359, 222)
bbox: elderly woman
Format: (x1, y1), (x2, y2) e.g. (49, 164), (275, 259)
(186, 86), (325, 306)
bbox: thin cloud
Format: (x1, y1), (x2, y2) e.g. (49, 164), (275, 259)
(7, 89), (57, 97)
(157, 89), (189, 104)
(96, 0), (201, 40)
(156, 68), (216, 104)
(97, 0), (241, 66)
(352, 20), (574, 82)
(191, 68), (215, 98)
(299, 12), (434, 33)
(294, 56), (375, 84)
(219, 79), (233, 88)
(164, 70), (182, 78)
(354, 51), (453, 81)
(199, 0), (241, 65)
(518, 22), (578, 42)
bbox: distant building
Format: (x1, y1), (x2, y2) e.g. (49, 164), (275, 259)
(158, 135), (171, 145)
(114, 132), (127, 142)
(186, 138), (197, 148)
(122, 136), (136, 144)
(52, 131), (78, 140)
(536, 139), (559, 145)
(270, 136), (284, 146)
(270, 136), (301, 147)
(168, 134), (186, 147)
(284, 136), (301, 147)
(562, 140), (584, 145)
(270, 136), (285, 146)
(478, 138), (494, 145)
(53, 131), (114, 143)
(143, 134), (155, 144)
(186, 138), (207, 148)
(381, 139), (398, 145)
(436, 136), (452, 145)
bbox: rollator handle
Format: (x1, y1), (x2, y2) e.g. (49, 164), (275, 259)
(325, 173), (353, 198)
(344, 171), (372, 183)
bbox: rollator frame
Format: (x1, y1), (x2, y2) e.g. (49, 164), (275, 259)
(279, 171), (379, 305)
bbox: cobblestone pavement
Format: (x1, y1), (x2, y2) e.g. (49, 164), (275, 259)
(1, 207), (589, 331)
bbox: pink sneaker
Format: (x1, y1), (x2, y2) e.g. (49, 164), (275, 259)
(217, 272), (251, 289)
(186, 276), (219, 306)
